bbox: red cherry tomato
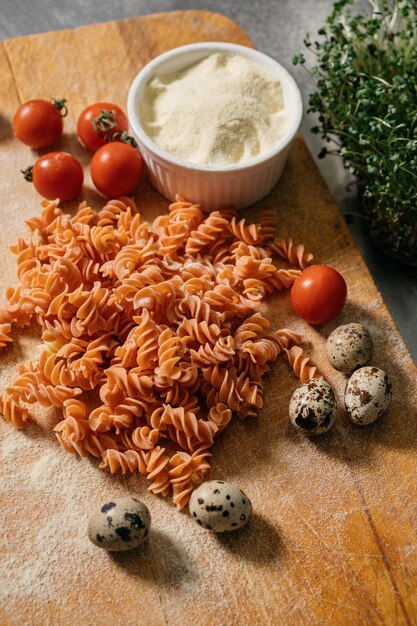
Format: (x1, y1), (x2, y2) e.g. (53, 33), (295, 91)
(77, 103), (129, 152)
(24, 152), (83, 202)
(13, 98), (67, 149)
(290, 265), (347, 325)
(90, 142), (144, 198)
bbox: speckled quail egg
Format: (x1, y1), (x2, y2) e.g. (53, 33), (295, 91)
(88, 497), (151, 552)
(326, 323), (373, 373)
(289, 378), (337, 435)
(345, 366), (392, 425)
(189, 481), (252, 533)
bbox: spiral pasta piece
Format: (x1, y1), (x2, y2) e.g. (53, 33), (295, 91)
(169, 446), (211, 509)
(203, 366), (243, 412)
(134, 276), (183, 310)
(114, 266), (164, 308)
(28, 382), (83, 408)
(99, 365), (155, 407)
(38, 351), (98, 390)
(268, 237), (314, 269)
(96, 197), (137, 227)
(114, 309), (160, 372)
(162, 384), (199, 412)
(55, 410), (90, 445)
(132, 426), (160, 450)
(267, 268), (301, 290)
(208, 403), (232, 432)
(258, 210), (276, 242)
(168, 195), (204, 229)
(100, 448), (147, 474)
(55, 404), (118, 459)
(158, 220), (190, 257)
(88, 405), (114, 432)
(177, 294), (224, 326)
(203, 285), (254, 317)
(155, 328), (182, 379)
(157, 198), (203, 257)
(185, 212), (229, 255)
(113, 425), (160, 452)
(63, 398), (88, 420)
(160, 404), (218, 450)
(68, 283), (122, 335)
(231, 241), (270, 260)
(234, 255), (277, 281)
(284, 346), (320, 382)
(241, 335), (284, 365)
(234, 313), (270, 347)
(7, 360), (82, 407)
(274, 328), (303, 348)
(171, 481), (194, 510)
(112, 240), (157, 280)
(90, 225), (127, 257)
(229, 216), (263, 245)
(0, 323), (13, 349)
(177, 319), (221, 346)
(24, 198), (62, 234)
(145, 446), (171, 495)
(190, 335), (235, 365)
(242, 278), (267, 301)
(71, 201), (98, 226)
(0, 394), (30, 429)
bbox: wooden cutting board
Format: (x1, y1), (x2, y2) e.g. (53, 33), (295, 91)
(0, 11), (416, 626)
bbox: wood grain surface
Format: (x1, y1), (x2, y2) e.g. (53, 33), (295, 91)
(0, 11), (416, 626)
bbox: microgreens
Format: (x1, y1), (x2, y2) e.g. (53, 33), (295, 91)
(294, 0), (417, 264)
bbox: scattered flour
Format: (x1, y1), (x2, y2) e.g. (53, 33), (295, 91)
(29, 452), (62, 492)
(2, 430), (34, 460)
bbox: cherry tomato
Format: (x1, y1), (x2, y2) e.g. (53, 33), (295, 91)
(23, 152), (83, 202)
(77, 103), (129, 152)
(90, 142), (144, 198)
(13, 98), (67, 149)
(290, 265), (347, 325)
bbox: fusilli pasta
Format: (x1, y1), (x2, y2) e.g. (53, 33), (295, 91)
(0, 194), (316, 509)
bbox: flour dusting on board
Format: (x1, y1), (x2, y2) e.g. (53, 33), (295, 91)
(0, 427), (205, 618)
(29, 451), (62, 492)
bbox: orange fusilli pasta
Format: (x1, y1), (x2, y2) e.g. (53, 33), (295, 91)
(0, 324), (13, 349)
(0, 194), (316, 509)
(284, 346), (320, 383)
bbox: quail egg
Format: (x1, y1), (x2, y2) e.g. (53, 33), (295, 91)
(345, 366), (392, 425)
(326, 323), (373, 373)
(289, 378), (337, 434)
(189, 481), (252, 533)
(88, 497), (151, 551)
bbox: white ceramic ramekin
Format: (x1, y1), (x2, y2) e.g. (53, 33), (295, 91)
(127, 42), (302, 211)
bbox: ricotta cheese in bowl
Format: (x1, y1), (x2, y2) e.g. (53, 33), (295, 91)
(140, 52), (290, 167)
(127, 42), (302, 210)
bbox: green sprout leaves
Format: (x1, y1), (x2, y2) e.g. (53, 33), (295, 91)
(295, 0), (417, 263)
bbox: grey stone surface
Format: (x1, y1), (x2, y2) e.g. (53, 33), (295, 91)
(1, 0), (415, 360)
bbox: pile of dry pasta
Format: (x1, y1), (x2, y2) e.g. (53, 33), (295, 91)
(0, 195), (318, 509)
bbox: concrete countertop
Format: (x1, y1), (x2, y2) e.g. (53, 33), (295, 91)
(1, 0), (415, 360)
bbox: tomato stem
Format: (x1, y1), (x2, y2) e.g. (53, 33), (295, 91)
(112, 130), (137, 148)
(92, 110), (137, 147)
(21, 166), (33, 182)
(51, 98), (68, 117)
(93, 109), (118, 138)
